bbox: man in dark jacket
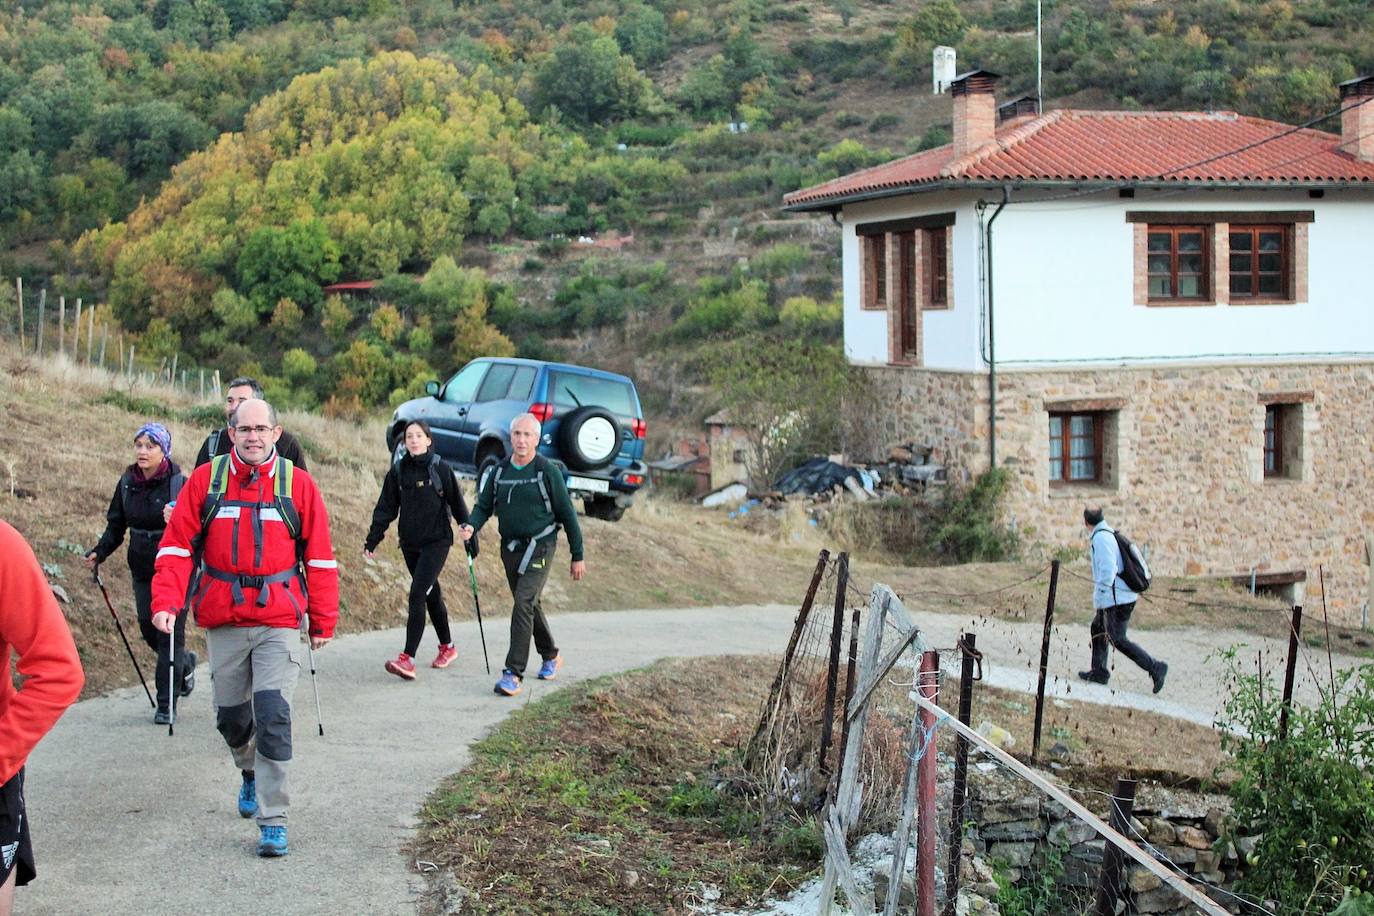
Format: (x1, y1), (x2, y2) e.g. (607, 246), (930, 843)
(459, 413), (584, 697)
(195, 376), (307, 470)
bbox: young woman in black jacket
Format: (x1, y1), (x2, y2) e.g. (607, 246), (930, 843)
(84, 422), (195, 723)
(364, 420), (477, 680)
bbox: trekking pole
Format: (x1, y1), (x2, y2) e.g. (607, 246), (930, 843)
(166, 623), (176, 737)
(93, 565), (155, 709)
(304, 630), (325, 737)
(465, 544), (491, 675)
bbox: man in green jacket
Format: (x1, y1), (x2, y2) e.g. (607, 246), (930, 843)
(459, 413), (585, 696)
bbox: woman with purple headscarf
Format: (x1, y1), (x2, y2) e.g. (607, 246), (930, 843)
(85, 422), (196, 724)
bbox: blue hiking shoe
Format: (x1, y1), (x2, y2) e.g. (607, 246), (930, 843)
(257, 825), (288, 858)
(494, 670), (522, 696)
(238, 772), (258, 819)
(537, 654), (562, 680)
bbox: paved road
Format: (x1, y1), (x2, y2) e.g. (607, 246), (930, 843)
(21, 604), (1364, 915)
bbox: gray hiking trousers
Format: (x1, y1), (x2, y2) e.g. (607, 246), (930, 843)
(207, 626), (301, 826)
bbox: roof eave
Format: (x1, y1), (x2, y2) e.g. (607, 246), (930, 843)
(781, 177), (1374, 212)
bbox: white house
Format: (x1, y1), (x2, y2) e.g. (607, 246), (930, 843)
(784, 71), (1374, 624)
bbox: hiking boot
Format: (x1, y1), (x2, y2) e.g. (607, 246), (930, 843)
(537, 654), (562, 680)
(180, 651), (198, 697)
(257, 825), (288, 858)
(431, 644), (458, 669)
(153, 709), (171, 725)
(494, 670), (522, 696)
(238, 772), (258, 819)
(385, 653), (417, 681)
(1077, 670), (1109, 685)
(1151, 662), (1168, 695)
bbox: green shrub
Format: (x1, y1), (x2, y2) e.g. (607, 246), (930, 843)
(924, 469), (1019, 562)
(868, 113), (900, 132)
(833, 111), (863, 128)
(1216, 652), (1374, 911)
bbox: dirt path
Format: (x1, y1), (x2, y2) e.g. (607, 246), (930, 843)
(21, 605), (1364, 915)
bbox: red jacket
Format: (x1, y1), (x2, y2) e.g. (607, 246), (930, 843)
(0, 520), (84, 785)
(152, 450), (339, 637)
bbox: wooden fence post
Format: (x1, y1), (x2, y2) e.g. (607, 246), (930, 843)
(99, 324), (108, 368)
(1279, 604), (1303, 740)
(1033, 559), (1060, 759)
(15, 277), (22, 350)
(73, 298), (82, 358)
(36, 288), (45, 355)
(58, 295), (65, 355)
(818, 552), (849, 777)
(946, 634), (978, 914)
(1093, 777), (1138, 916)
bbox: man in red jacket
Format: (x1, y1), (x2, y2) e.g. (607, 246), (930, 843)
(152, 398), (338, 859)
(0, 521), (84, 914)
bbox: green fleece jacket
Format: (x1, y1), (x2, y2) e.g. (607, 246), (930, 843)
(467, 455), (584, 561)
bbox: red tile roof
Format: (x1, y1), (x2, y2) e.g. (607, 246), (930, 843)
(783, 109), (1374, 209)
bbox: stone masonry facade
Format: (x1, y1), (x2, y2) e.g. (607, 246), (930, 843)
(865, 361), (1374, 625)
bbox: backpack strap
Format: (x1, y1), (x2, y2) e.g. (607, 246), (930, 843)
(272, 455), (301, 540)
(427, 452), (445, 500)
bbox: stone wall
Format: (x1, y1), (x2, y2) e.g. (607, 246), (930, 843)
(967, 767), (1244, 913)
(864, 361), (1374, 625)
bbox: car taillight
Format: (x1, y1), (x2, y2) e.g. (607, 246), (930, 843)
(529, 402), (554, 422)
(631, 418), (646, 439)
(622, 474), (644, 486)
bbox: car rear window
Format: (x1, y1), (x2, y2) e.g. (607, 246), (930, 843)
(549, 371), (637, 416)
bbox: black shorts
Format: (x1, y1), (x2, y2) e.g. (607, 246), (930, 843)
(1, 768), (35, 888)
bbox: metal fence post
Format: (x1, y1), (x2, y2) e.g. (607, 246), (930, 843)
(915, 649), (940, 916)
(818, 552), (849, 776)
(1093, 777), (1138, 916)
(1279, 604), (1303, 740)
(1032, 559), (1059, 760)
(946, 634), (978, 913)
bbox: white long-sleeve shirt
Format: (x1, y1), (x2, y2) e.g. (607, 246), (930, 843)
(1090, 521), (1139, 609)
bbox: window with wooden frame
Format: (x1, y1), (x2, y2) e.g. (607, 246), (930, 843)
(862, 234), (887, 310)
(1146, 226), (1209, 301)
(1261, 401), (1304, 481)
(1230, 225), (1289, 299)
(1048, 412), (1104, 483)
(924, 226), (948, 309)
(895, 231), (918, 356)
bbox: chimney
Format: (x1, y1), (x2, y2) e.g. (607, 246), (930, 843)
(997, 94), (1040, 125)
(1339, 75), (1374, 162)
(932, 46), (956, 94)
(951, 69), (999, 158)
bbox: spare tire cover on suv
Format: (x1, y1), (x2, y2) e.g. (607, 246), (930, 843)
(558, 406), (622, 471)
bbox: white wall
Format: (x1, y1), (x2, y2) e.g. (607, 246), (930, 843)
(841, 188), (1374, 372)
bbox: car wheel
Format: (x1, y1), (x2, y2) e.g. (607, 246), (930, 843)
(477, 444), (505, 491)
(584, 496), (626, 522)
(557, 406), (622, 471)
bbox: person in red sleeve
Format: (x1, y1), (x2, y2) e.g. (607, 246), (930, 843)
(152, 398), (338, 859)
(0, 520), (84, 914)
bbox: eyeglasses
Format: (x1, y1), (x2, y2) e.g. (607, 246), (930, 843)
(234, 425), (276, 437)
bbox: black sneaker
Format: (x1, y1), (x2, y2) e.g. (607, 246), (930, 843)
(154, 709), (171, 725)
(1077, 670), (1109, 685)
(1151, 662), (1168, 694)
(180, 651), (198, 697)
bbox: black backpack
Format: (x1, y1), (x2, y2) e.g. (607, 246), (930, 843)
(1112, 530), (1152, 594)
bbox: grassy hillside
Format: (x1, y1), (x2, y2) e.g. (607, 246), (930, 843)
(3, 0), (1371, 440)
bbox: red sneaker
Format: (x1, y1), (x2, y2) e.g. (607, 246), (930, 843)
(432, 644), (458, 669)
(385, 653), (417, 680)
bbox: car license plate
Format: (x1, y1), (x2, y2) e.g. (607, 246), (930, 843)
(567, 475), (610, 493)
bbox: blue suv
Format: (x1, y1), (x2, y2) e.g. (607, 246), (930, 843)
(387, 358), (648, 521)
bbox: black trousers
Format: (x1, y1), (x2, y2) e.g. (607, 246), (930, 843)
(402, 542), (453, 657)
(1088, 601), (1159, 678)
(500, 539), (558, 678)
(132, 575), (189, 713)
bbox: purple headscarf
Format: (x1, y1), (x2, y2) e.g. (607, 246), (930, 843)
(135, 422), (172, 458)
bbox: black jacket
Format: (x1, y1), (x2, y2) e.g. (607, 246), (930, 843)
(196, 426), (307, 470)
(365, 452), (476, 554)
(91, 462), (184, 581)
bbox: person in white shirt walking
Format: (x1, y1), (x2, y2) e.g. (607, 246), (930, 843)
(1077, 506), (1168, 693)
